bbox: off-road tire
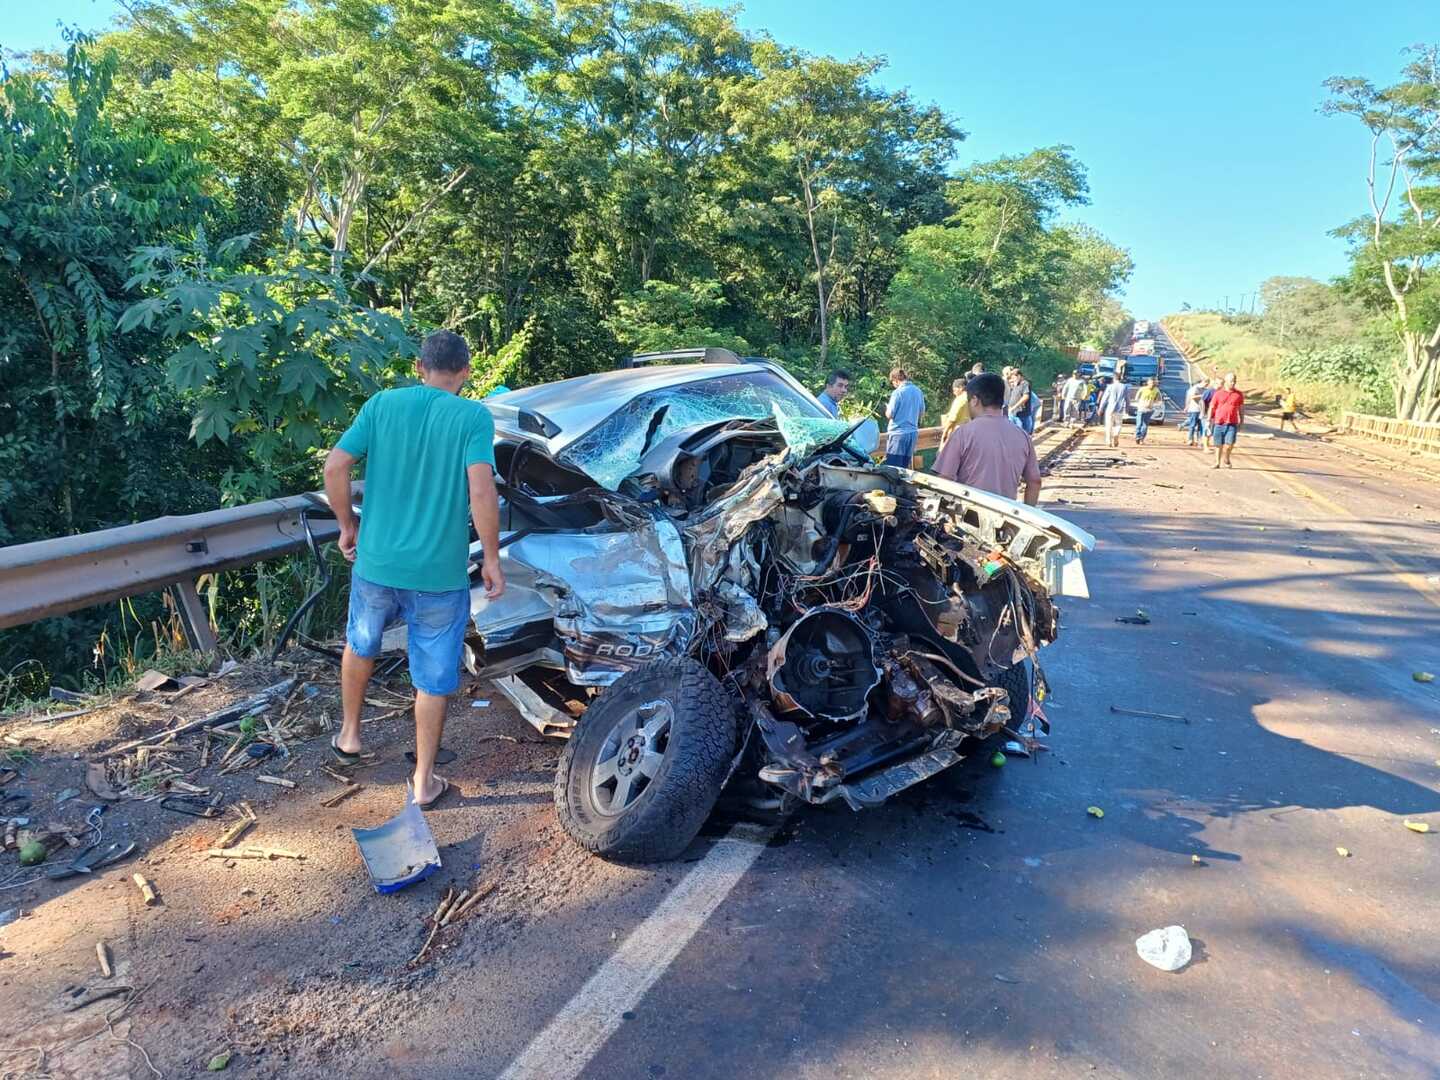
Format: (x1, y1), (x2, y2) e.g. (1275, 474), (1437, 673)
(555, 657), (737, 863)
(992, 659), (1032, 737)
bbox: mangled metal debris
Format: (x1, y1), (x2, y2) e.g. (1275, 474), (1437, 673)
(454, 356), (1095, 860)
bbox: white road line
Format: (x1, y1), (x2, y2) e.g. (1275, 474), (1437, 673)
(497, 824), (771, 1080)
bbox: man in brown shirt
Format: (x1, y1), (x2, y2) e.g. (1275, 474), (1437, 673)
(934, 372), (1042, 504)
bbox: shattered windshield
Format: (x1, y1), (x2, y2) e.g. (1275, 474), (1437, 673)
(559, 370), (825, 489)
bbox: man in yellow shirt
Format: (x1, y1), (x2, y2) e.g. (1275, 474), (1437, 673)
(1278, 388), (1300, 433)
(940, 377), (970, 444)
(1133, 378), (1162, 444)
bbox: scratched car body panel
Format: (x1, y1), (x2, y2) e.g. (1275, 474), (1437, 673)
(456, 351), (1093, 861)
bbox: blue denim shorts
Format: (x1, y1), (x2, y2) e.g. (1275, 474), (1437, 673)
(346, 573), (470, 696)
(1212, 423), (1238, 446)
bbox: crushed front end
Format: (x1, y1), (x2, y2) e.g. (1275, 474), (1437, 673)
(678, 435), (1093, 812)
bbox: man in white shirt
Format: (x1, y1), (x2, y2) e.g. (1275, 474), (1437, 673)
(1060, 370), (1086, 426)
(1098, 377), (1130, 449)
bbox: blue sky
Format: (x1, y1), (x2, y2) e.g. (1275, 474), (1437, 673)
(5, 0), (1432, 318)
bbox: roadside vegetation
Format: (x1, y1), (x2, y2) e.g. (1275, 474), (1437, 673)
(1166, 275), (1394, 421)
(0, 1), (1131, 696)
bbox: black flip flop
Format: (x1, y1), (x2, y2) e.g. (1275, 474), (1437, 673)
(404, 748), (457, 766)
(409, 777), (454, 811)
(330, 737), (363, 766)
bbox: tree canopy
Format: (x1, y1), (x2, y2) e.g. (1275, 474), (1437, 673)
(1, 1), (1131, 687)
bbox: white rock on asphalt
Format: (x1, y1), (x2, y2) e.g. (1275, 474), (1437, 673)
(1136, 925), (1192, 972)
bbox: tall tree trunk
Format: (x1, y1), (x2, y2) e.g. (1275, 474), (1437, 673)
(1395, 330), (1440, 421)
(801, 172), (828, 365)
(51, 345), (73, 533)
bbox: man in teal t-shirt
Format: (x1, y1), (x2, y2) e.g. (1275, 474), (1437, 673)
(323, 330), (504, 810)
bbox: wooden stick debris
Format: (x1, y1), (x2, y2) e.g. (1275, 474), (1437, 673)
(132, 873), (158, 906)
(255, 775), (296, 789)
(96, 941), (112, 977)
(206, 846), (305, 860)
(411, 888), (456, 963)
(448, 881), (497, 923)
(98, 679), (295, 758)
(440, 889), (472, 927)
(1108, 705), (1188, 723)
(320, 784), (362, 808)
(214, 816), (255, 849)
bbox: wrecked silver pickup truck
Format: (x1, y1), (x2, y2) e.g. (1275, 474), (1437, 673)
(465, 349), (1093, 861)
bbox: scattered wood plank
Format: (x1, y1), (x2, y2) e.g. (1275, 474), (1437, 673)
(206, 846), (305, 860)
(96, 941), (112, 977)
(320, 784), (362, 808)
(98, 679), (295, 758)
(255, 775), (295, 789)
(132, 873), (158, 906)
(214, 817), (255, 849)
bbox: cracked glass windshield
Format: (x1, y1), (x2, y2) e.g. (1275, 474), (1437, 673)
(559, 370), (824, 489)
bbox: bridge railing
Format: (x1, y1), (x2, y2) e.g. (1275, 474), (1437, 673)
(1340, 412), (1440, 458)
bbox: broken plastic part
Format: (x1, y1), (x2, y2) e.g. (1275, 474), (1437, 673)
(352, 796), (442, 893)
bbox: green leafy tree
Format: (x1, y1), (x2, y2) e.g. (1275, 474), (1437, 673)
(113, 0), (544, 276)
(721, 43), (960, 365)
(604, 279), (751, 354)
(0, 37), (211, 539)
(866, 226), (990, 392)
(1256, 276), (1366, 349)
(1325, 46), (1440, 420)
(120, 235), (417, 500)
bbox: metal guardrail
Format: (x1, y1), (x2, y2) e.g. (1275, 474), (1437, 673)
(1341, 412), (1440, 457)
(0, 487), (358, 651)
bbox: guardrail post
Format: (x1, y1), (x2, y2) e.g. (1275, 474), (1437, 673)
(169, 577), (218, 655)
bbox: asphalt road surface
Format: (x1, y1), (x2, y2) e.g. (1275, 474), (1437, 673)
(5, 347), (1438, 1079)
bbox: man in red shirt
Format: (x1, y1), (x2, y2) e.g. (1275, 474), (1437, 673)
(1206, 371), (1246, 469)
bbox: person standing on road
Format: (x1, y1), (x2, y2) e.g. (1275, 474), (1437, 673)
(1278, 388), (1300, 433)
(1005, 368), (1033, 434)
(884, 366), (926, 468)
(815, 370), (850, 418)
(1201, 377), (1219, 450)
(1098, 376), (1129, 448)
(1060, 369), (1086, 426)
(934, 372), (1042, 505)
(940, 377), (971, 445)
(1183, 379), (1206, 447)
(323, 330), (505, 811)
(1207, 371), (1246, 469)
(1133, 378), (1161, 444)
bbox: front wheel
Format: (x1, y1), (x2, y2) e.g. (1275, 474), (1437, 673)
(555, 657), (738, 863)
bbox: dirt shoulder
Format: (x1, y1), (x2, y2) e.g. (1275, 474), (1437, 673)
(0, 653), (623, 1077)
